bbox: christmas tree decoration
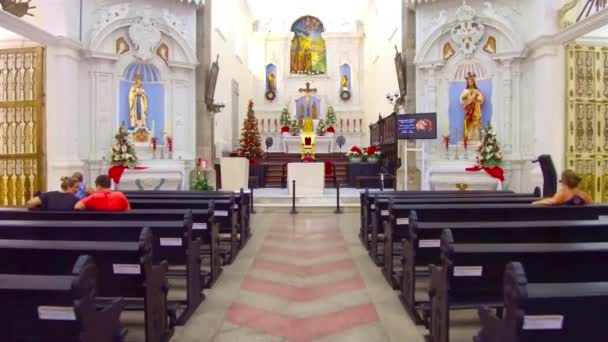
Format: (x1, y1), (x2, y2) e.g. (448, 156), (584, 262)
(316, 119), (326, 136)
(325, 106), (337, 128)
(466, 124), (504, 181)
(238, 100), (265, 162)
(475, 124), (503, 168)
(289, 119), (300, 136)
(280, 106), (291, 132)
(110, 124), (138, 168)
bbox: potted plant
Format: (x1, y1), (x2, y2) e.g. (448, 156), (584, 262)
(325, 107), (337, 135)
(347, 146), (363, 163)
(289, 119), (300, 136)
(280, 107), (291, 136)
(366, 146), (381, 163)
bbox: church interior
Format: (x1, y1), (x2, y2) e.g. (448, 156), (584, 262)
(2, 0), (608, 341)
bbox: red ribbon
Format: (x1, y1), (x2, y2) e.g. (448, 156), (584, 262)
(465, 166), (505, 182)
(108, 165), (148, 184)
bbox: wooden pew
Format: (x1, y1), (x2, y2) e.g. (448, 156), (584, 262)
(0, 208), (222, 287)
(373, 196), (539, 267)
(0, 255), (124, 342)
(123, 189), (252, 246)
(396, 204), (608, 323)
(428, 229), (608, 342)
(475, 262), (608, 342)
(359, 189), (537, 250)
(0, 227), (172, 342)
(0, 218), (203, 325)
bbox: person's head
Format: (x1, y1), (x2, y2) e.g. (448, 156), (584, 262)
(95, 174), (112, 191)
(560, 169), (582, 189)
(72, 171), (84, 183)
(60, 176), (79, 194)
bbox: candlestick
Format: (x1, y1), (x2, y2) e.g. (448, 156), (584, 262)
(151, 120), (155, 138)
(166, 119), (171, 136)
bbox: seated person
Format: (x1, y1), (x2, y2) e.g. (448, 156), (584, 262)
(533, 169), (592, 205)
(26, 177), (79, 211)
(75, 175), (130, 211)
(72, 171), (94, 200)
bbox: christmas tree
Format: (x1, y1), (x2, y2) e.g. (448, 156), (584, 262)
(316, 119), (326, 135)
(111, 124), (138, 168)
(289, 119), (300, 135)
(475, 124), (503, 168)
(279, 107), (291, 128)
(325, 106), (337, 128)
(238, 100), (265, 161)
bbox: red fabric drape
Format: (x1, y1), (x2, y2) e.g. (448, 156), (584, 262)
(108, 165), (148, 184)
(324, 161), (333, 176)
(465, 166), (505, 182)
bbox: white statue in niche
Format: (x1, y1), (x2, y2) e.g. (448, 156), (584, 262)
(128, 12), (161, 61)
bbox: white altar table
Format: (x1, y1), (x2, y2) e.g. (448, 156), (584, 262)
(423, 160), (503, 191)
(115, 164), (186, 191)
(282, 135), (334, 154)
(287, 162), (325, 196)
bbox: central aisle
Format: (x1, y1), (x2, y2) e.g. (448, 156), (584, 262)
(171, 213), (424, 342)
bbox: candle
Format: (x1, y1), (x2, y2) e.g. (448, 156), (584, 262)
(151, 120), (155, 138)
(166, 119), (171, 136)
(202, 159), (208, 169)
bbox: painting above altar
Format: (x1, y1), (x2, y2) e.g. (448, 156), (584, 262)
(290, 15), (327, 75)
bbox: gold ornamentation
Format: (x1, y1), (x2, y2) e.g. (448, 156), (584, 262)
(558, 0), (579, 28)
(300, 118), (316, 159)
(456, 183), (469, 192)
(443, 42), (456, 62)
(156, 43), (169, 65)
(0, 47), (44, 206)
(0, 0), (35, 17)
(116, 37), (130, 55)
(483, 36), (496, 55)
(132, 128), (150, 143)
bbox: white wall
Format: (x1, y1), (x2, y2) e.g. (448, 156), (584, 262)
(362, 0), (402, 133)
(212, 0), (254, 154)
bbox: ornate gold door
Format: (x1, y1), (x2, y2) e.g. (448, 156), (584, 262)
(0, 47), (45, 206)
(566, 43), (608, 202)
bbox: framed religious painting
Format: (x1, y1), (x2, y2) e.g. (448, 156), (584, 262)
(394, 46), (407, 97)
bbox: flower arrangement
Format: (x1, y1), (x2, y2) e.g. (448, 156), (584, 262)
(365, 146), (381, 160)
(111, 124), (138, 168)
(347, 146), (363, 160)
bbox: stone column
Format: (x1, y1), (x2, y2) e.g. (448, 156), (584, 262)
(195, 1), (217, 187)
(397, 1), (419, 190)
(45, 43), (84, 190)
(501, 59), (513, 155)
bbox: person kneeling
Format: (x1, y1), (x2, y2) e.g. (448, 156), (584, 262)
(75, 175), (131, 211)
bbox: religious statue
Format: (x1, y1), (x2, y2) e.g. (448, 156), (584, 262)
(129, 74), (148, 129)
(460, 72), (484, 142)
(267, 71), (276, 93)
(341, 74), (349, 90)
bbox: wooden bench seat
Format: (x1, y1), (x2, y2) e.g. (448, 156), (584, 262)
(0, 228), (172, 342)
(0, 218), (204, 325)
(428, 229), (608, 342)
(475, 262), (608, 342)
(0, 255), (124, 342)
(0, 209), (222, 287)
(371, 196), (539, 267)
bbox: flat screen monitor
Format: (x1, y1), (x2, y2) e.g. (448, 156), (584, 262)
(396, 113), (437, 140)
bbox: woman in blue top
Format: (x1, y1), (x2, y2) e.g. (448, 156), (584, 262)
(72, 171), (93, 200)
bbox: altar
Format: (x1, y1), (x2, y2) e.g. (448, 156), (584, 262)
(282, 135), (334, 154)
(423, 160), (502, 191)
(114, 161), (187, 191)
(287, 162), (325, 196)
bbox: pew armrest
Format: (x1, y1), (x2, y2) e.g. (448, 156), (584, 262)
(476, 306), (510, 342)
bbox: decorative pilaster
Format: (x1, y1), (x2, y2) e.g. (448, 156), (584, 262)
(501, 59), (513, 154)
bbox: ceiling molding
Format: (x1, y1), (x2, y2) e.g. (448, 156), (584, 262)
(555, 7), (608, 44)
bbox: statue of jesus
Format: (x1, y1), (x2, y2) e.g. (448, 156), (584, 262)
(129, 74), (148, 129)
(460, 72), (484, 142)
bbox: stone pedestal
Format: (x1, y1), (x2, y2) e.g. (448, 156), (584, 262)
(287, 162), (324, 196)
(220, 157), (249, 192)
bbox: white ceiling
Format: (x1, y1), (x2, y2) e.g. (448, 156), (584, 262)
(245, 0), (371, 21)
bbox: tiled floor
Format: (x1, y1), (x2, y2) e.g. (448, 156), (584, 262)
(170, 212), (426, 342)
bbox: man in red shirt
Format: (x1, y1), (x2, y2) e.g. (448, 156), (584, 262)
(75, 174), (131, 211)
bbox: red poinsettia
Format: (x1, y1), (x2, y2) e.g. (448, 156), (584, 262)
(367, 146), (378, 155)
(350, 146), (362, 155)
(281, 126), (290, 133)
(327, 126), (336, 133)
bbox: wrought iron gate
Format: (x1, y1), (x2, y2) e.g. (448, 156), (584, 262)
(0, 47), (45, 206)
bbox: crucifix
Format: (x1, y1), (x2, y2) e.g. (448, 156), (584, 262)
(298, 82), (318, 120)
